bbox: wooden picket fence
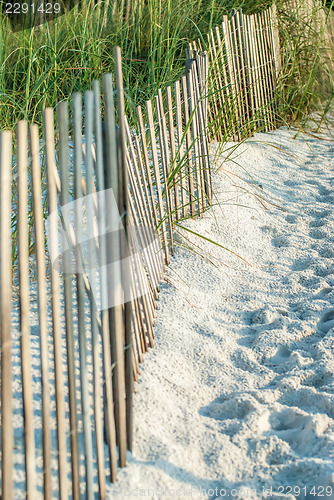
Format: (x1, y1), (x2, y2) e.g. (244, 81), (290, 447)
(0, 7), (281, 499)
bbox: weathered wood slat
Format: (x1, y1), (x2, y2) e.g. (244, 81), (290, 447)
(57, 100), (82, 500)
(125, 152), (156, 321)
(191, 61), (212, 205)
(125, 117), (160, 301)
(174, 80), (190, 218)
(84, 90), (105, 499)
(206, 32), (223, 141)
(0, 130), (14, 500)
(17, 120), (37, 500)
(156, 89), (175, 255)
(30, 123), (52, 500)
(242, 13), (258, 131)
(44, 107), (69, 500)
(93, 79), (118, 485)
(114, 46), (133, 454)
(215, 26), (238, 140)
(135, 106), (165, 278)
(250, 15), (268, 130)
(230, 13), (247, 135)
(166, 86), (179, 222)
(181, 75), (195, 217)
(146, 99), (170, 264)
(223, 16), (242, 141)
(102, 71), (128, 465)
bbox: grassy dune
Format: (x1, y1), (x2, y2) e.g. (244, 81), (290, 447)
(0, 0), (333, 131)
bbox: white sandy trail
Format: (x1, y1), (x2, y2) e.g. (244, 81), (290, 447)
(107, 125), (334, 500)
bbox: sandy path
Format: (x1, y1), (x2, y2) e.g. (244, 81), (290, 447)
(107, 125), (334, 499)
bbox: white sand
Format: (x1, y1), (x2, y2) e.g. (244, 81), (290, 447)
(107, 124), (334, 499)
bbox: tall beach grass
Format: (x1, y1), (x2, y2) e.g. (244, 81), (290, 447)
(3, 0), (332, 131)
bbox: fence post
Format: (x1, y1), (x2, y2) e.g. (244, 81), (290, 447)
(102, 71), (128, 466)
(44, 107), (69, 500)
(30, 123), (53, 500)
(57, 100), (82, 500)
(17, 120), (37, 500)
(0, 130), (14, 500)
(94, 80), (119, 485)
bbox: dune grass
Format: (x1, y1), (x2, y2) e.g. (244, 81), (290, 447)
(0, 0), (278, 130)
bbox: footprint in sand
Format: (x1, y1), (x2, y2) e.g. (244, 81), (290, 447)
(314, 287), (333, 299)
(286, 214), (300, 224)
(270, 408), (330, 454)
(272, 234), (290, 248)
(306, 208), (331, 218)
(309, 218), (327, 228)
(200, 394), (257, 422)
(318, 246), (334, 258)
(318, 310), (334, 334)
(269, 345), (292, 365)
(309, 228), (329, 240)
(302, 372), (333, 390)
(251, 308), (278, 325)
(285, 179), (299, 187)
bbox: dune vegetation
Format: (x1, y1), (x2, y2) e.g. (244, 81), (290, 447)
(0, 0), (333, 132)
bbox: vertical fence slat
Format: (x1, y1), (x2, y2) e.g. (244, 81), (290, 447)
(202, 51), (209, 132)
(166, 86), (179, 222)
(261, 11), (275, 126)
(156, 89), (175, 255)
(209, 29), (226, 137)
(254, 14), (270, 131)
(263, 9), (278, 126)
(191, 60), (212, 204)
(30, 123), (52, 500)
(249, 14), (264, 128)
(135, 106), (165, 280)
(44, 107), (69, 500)
(17, 120), (37, 500)
(230, 13), (247, 135)
(185, 70), (203, 215)
(257, 12), (274, 129)
(206, 33), (223, 141)
(57, 100), (81, 500)
(242, 13), (257, 132)
(84, 90), (105, 499)
(223, 16), (242, 141)
(72, 93), (96, 497)
(250, 15), (267, 130)
(181, 76), (195, 217)
(269, 5), (282, 81)
(0, 130), (14, 500)
(174, 80), (189, 219)
(135, 108), (159, 231)
(93, 79), (119, 484)
(125, 120), (160, 305)
(215, 26), (237, 140)
(192, 62), (207, 209)
(125, 155), (157, 325)
(236, 11), (252, 133)
(210, 29), (229, 134)
(114, 47), (134, 454)
(127, 194), (155, 348)
(146, 99), (170, 264)
(246, 14), (260, 124)
(91, 85), (110, 496)
(133, 132), (164, 286)
(102, 72), (128, 465)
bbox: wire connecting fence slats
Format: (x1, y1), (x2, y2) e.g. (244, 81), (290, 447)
(0, 5), (283, 496)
